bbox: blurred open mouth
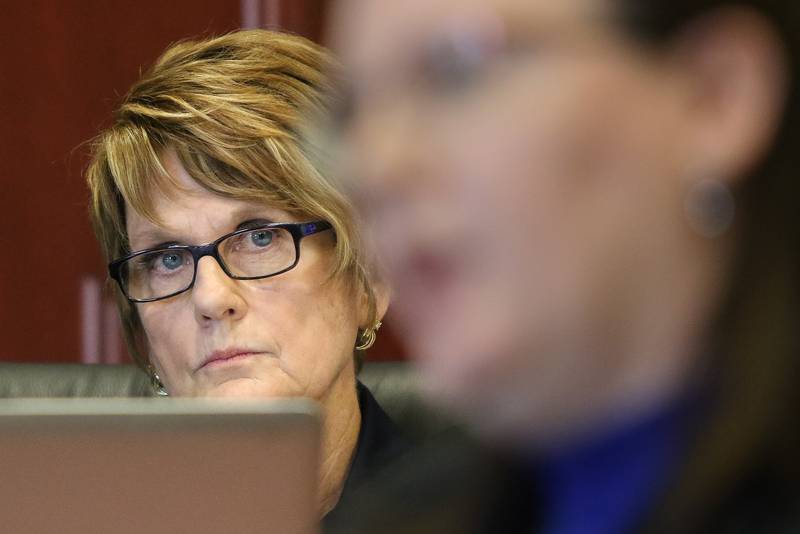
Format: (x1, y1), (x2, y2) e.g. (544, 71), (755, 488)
(394, 249), (460, 324)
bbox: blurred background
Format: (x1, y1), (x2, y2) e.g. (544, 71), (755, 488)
(0, 0), (403, 364)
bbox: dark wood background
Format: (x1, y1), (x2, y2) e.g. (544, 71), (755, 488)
(0, 0), (404, 364)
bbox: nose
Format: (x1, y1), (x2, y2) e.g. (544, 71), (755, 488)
(191, 256), (248, 325)
(347, 98), (434, 268)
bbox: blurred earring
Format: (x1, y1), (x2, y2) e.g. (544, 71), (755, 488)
(684, 179), (735, 238)
(356, 320), (383, 351)
(147, 365), (169, 397)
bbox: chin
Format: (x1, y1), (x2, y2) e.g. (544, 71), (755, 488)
(201, 377), (293, 399)
(417, 336), (549, 441)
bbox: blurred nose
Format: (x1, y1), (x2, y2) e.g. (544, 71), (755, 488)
(349, 97), (426, 200)
(353, 99), (428, 212)
(347, 98), (436, 278)
(191, 256), (248, 325)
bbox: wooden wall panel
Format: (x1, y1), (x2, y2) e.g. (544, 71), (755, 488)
(0, 1), (241, 362)
(243, 0), (327, 39)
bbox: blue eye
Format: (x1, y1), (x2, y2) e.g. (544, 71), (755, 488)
(250, 230), (274, 247)
(160, 252), (183, 270)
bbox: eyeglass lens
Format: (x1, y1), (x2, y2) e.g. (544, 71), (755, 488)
(120, 227), (297, 301)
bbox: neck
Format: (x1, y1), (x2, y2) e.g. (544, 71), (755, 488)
(524, 228), (735, 451)
(595, 230), (735, 437)
(316, 364), (361, 517)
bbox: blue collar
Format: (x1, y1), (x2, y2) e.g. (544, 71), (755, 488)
(532, 400), (691, 534)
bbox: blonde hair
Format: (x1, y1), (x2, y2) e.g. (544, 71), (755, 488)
(86, 29), (376, 368)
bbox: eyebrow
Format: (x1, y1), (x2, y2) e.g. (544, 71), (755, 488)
(229, 204), (280, 226)
(127, 227), (180, 251)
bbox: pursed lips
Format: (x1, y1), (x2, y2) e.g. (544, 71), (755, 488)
(196, 348), (265, 372)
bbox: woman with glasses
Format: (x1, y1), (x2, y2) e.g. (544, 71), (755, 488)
(85, 30), (403, 522)
(328, 0), (800, 532)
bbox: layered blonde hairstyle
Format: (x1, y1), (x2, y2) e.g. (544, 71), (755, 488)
(86, 29), (376, 368)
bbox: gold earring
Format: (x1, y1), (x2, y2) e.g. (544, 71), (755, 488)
(147, 364), (169, 397)
(355, 320), (382, 351)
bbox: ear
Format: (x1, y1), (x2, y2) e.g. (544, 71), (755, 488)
(355, 222), (393, 325)
(358, 273), (392, 328)
(372, 277), (391, 323)
(671, 8), (788, 184)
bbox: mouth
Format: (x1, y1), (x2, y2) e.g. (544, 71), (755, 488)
(395, 248), (459, 304)
(390, 250), (458, 324)
(405, 250), (455, 287)
(197, 348), (264, 372)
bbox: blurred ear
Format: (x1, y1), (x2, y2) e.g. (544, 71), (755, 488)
(671, 8), (788, 183)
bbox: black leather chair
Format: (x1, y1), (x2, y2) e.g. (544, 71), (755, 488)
(0, 362), (152, 398)
(0, 361), (448, 441)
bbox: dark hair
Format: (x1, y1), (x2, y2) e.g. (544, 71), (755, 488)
(617, 1), (800, 530)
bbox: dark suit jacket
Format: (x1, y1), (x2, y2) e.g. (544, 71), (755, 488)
(323, 381), (412, 528)
(324, 428), (800, 534)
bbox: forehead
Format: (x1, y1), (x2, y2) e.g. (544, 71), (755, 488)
(125, 150), (290, 246)
(332, 0), (607, 74)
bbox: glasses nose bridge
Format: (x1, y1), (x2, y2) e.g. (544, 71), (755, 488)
(190, 242), (227, 272)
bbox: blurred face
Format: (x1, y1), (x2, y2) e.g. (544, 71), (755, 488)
(126, 150), (364, 402)
(333, 0), (703, 442)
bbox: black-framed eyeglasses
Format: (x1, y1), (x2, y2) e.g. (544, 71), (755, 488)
(109, 220), (333, 303)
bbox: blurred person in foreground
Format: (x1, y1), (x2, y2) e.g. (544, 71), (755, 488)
(85, 30), (407, 522)
(326, 0), (800, 532)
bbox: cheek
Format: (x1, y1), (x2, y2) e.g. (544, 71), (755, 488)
(413, 61), (683, 370)
(452, 60), (679, 269)
(247, 277), (361, 368)
(137, 304), (194, 372)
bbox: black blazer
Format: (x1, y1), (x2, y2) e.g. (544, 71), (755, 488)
(324, 428), (800, 534)
(323, 381), (412, 528)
